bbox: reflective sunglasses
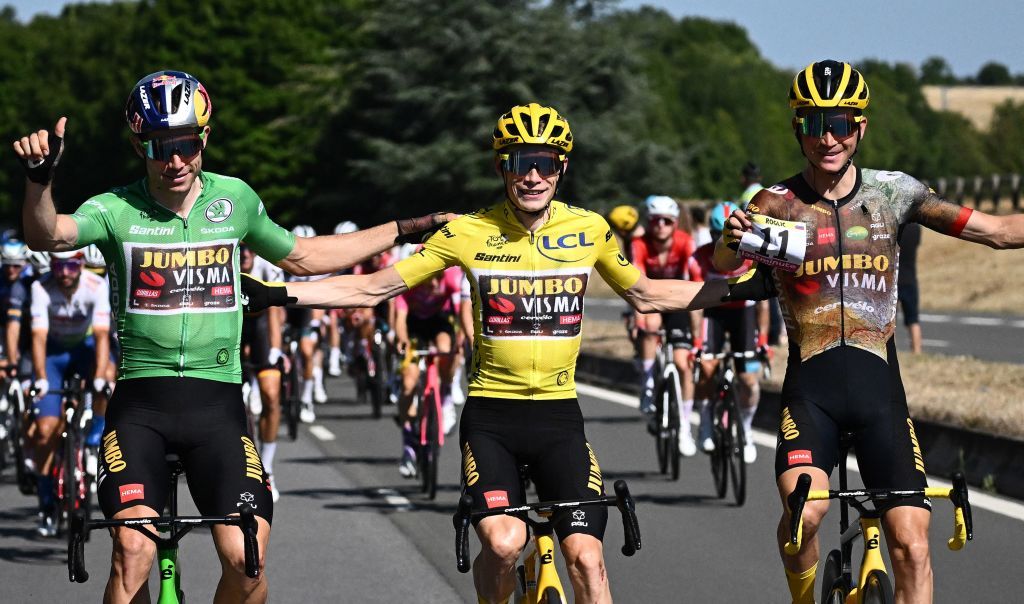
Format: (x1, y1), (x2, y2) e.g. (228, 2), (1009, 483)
(648, 216), (676, 226)
(500, 150), (564, 178)
(141, 130), (206, 162)
(52, 259), (84, 273)
(794, 111), (864, 140)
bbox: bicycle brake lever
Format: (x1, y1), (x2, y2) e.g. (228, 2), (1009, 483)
(238, 504), (260, 578)
(785, 474), (812, 555)
(613, 480), (641, 556)
(454, 494), (473, 573)
(68, 510), (90, 583)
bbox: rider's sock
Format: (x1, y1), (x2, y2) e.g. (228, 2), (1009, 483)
(312, 365), (324, 387)
(784, 562), (817, 604)
(302, 379), (315, 401)
(37, 475), (54, 510)
(698, 399), (712, 436)
(681, 399), (694, 426)
(740, 406), (757, 440)
(641, 359), (655, 390)
(261, 441), (277, 475)
(329, 347), (341, 364)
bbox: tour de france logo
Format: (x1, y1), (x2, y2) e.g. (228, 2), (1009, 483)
(206, 199), (233, 223)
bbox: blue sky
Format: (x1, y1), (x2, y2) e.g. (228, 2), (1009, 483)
(9, 0), (1024, 77)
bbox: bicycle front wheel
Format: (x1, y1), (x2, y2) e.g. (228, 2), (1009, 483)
(710, 403), (728, 499)
(542, 586), (566, 604)
(667, 380), (681, 481)
(370, 344), (388, 420)
(862, 570), (894, 604)
(654, 382), (669, 475)
(820, 549), (844, 604)
(285, 366), (300, 441)
(727, 399), (747, 506)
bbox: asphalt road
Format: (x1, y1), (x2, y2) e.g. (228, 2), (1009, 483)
(585, 297), (1024, 364)
(1, 374), (1022, 601)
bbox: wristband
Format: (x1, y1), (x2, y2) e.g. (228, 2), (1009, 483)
(18, 134), (64, 185)
(756, 332), (769, 349)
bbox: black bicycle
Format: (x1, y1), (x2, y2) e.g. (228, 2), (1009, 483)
(351, 326), (391, 420)
(68, 453), (260, 603)
(279, 326), (304, 440)
(0, 367), (33, 494)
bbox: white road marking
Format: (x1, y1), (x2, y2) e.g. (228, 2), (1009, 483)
(959, 316), (1005, 326)
(919, 314), (953, 322)
(376, 487), (412, 510)
(309, 425), (336, 441)
(1012, 320), (1024, 329)
(922, 339), (950, 348)
(575, 382), (1024, 522)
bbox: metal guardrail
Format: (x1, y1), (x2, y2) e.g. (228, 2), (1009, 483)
(925, 174), (1022, 211)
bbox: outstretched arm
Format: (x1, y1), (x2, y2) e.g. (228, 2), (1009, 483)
(620, 275), (730, 313)
(12, 117), (79, 251)
(957, 211), (1024, 250)
(277, 214), (456, 276)
(243, 267), (409, 312)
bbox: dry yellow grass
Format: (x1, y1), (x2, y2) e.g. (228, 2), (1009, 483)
(922, 85), (1024, 131)
(916, 227), (1024, 314)
(582, 317), (1024, 439)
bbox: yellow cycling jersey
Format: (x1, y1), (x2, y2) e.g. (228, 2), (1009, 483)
(394, 200), (641, 400)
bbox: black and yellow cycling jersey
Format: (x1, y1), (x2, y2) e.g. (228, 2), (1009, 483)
(394, 200), (641, 400)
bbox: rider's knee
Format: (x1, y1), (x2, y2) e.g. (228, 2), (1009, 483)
(887, 528), (931, 569)
(481, 528), (525, 565)
(112, 527), (157, 566)
(565, 543), (606, 580)
(220, 541), (267, 580)
(786, 500), (828, 538)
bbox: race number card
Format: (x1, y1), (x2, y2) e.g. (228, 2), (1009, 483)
(737, 215), (807, 271)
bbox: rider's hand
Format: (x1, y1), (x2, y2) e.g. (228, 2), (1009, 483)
(396, 337), (410, 355)
(13, 117), (66, 185)
(93, 377), (107, 394)
(722, 208), (753, 251)
(33, 378), (49, 399)
(690, 337), (704, 362)
(268, 347), (283, 367)
(395, 212), (459, 245)
(240, 273), (295, 313)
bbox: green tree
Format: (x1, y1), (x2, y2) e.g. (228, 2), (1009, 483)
(977, 61), (1012, 86)
(920, 56), (957, 85)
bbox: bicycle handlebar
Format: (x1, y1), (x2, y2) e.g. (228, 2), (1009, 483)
(67, 505), (262, 583)
(785, 472), (974, 555)
(452, 479), (641, 573)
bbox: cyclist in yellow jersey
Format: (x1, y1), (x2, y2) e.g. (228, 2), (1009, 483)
(242, 103), (760, 603)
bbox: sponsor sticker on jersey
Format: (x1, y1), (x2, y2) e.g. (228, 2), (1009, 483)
(124, 239), (238, 314)
(788, 450), (813, 466)
(484, 490), (509, 509)
(475, 268), (587, 339)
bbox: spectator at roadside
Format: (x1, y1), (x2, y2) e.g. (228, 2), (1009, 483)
(690, 204), (712, 248)
(897, 222), (923, 353)
(738, 161), (762, 209)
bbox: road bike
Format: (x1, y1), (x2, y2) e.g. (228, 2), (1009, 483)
(279, 325), (304, 439)
(786, 434), (974, 604)
(640, 328), (685, 481)
(0, 367), (33, 494)
(32, 375), (95, 536)
(454, 474), (642, 604)
(350, 325), (391, 420)
(68, 453), (261, 603)
(695, 350), (766, 506)
(403, 346), (450, 500)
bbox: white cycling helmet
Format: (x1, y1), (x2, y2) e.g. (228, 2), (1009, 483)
(644, 195), (680, 219)
(1, 239), (29, 265)
(334, 221), (358, 235)
(291, 224), (316, 238)
(50, 249), (86, 260)
(82, 244), (106, 268)
(27, 249), (51, 273)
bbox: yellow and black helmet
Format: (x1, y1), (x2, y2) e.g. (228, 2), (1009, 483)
(789, 60), (870, 111)
(607, 205), (640, 233)
(493, 103), (573, 153)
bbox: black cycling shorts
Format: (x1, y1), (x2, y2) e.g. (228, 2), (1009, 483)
(774, 341), (929, 512)
(702, 306), (757, 355)
(407, 314), (454, 345)
(897, 282), (920, 326)
(242, 314), (275, 372)
(97, 377), (274, 523)
(661, 311), (693, 347)
(459, 397), (608, 541)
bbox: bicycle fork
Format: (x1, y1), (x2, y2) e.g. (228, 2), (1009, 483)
(842, 514), (886, 603)
(157, 546), (184, 604)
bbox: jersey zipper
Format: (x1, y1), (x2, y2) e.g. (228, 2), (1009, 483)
(831, 199), (846, 346)
(178, 215), (190, 376)
(528, 229), (538, 394)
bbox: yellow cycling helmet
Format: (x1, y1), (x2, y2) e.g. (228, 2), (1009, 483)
(607, 205), (639, 232)
(493, 103), (573, 153)
(789, 60), (870, 111)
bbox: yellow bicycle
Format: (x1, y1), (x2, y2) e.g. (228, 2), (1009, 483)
(454, 476), (641, 604)
(786, 465), (973, 604)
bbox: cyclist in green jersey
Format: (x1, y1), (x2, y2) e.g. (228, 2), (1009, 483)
(243, 103), (769, 603)
(715, 60), (1024, 604)
(13, 69), (451, 604)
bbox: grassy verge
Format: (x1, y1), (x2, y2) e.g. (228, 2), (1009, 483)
(582, 317), (1024, 440)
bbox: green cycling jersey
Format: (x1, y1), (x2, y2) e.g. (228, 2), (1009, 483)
(72, 171), (295, 383)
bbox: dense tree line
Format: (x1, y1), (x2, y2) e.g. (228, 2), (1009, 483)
(0, 0), (1019, 232)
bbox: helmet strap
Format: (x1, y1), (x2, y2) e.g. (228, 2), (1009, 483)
(795, 129), (860, 192)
